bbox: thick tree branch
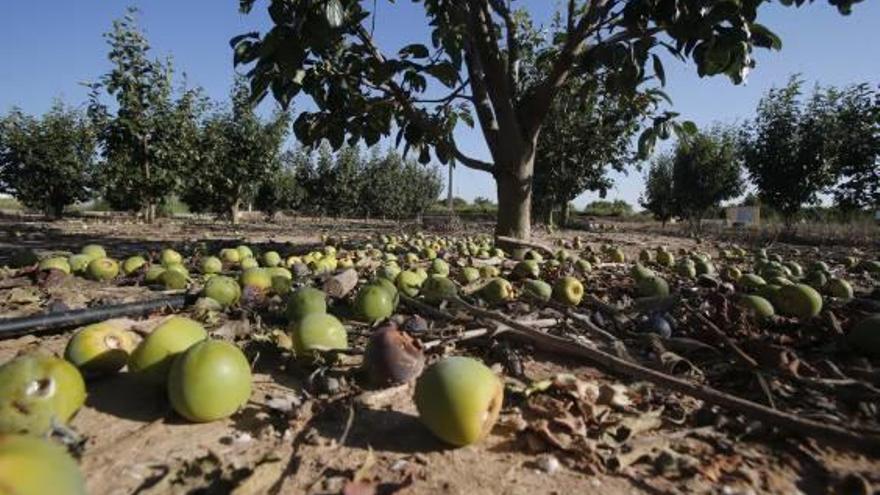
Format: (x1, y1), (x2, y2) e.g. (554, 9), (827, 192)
(487, 0), (520, 97)
(450, 142), (495, 173)
(463, 42), (501, 157)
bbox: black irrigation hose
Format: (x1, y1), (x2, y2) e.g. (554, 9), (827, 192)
(0, 293), (194, 340)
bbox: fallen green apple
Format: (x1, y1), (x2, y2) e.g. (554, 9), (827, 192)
(553, 276), (584, 306)
(0, 435), (86, 495)
(68, 254), (92, 274)
(512, 260), (540, 280)
(144, 265), (166, 284)
(87, 257), (119, 281)
(522, 279), (552, 302)
(775, 283), (823, 320)
(825, 278), (853, 300)
(240, 268), (272, 292)
(204, 275), (241, 306)
(200, 256), (223, 274)
(285, 287), (327, 322)
(261, 251), (282, 268)
(168, 340), (252, 422)
(159, 269), (188, 290)
(422, 275), (458, 304)
(480, 278), (514, 305)
(38, 257), (70, 274)
(0, 354), (86, 435)
(64, 321), (137, 375)
(637, 275), (669, 297)
(220, 248), (241, 264)
(355, 284), (395, 323)
(289, 313), (348, 356)
(128, 316), (208, 385)
(80, 244), (107, 261)
(396, 270), (425, 297)
(122, 255), (147, 275)
(414, 356), (503, 447)
(736, 294), (775, 320)
(159, 248), (183, 267)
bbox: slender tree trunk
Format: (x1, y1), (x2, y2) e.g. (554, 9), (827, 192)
(559, 201), (571, 228)
(143, 136), (154, 224)
(49, 202), (64, 220)
(230, 199), (241, 226)
(494, 153), (535, 240)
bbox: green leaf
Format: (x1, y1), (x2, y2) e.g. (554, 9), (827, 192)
(325, 0), (344, 28)
(399, 44), (430, 59)
(680, 121), (698, 135)
(749, 23), (783, 50)
(652, 54), (666, 86)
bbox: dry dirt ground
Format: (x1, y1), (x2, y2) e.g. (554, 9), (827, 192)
(1, 216), (879, 495)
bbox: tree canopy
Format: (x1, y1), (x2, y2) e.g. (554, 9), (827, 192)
(640, 152), (676, 225)
(233, 0), (861, 239)
(88, 8), (204, 222)
(0, 102), (97, 218)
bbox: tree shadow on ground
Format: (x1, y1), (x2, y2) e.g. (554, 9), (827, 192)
(313, 404), (448, 454)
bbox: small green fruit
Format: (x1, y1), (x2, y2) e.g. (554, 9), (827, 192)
(479, 265), (500, 278)
(129, 316), (208, 385)
(457, 267), (481, 285)
(285, 287), (327, 322)
(414, 357), (503, 447)
(694, 258), (715, 276)
(430, 258), (450, 277)
(396, 270), (425, 297)
(240, 257), (260, 270)
(422, 275), (458, 304)
(355, 284), (395, 323)
(200, 256), (223, 274)
(738, 273), (767, 292)
(776, 284), (823, 320)
(804, 271), (828, 290)
(159, 269), (188, 290)
(168, 340), (252, 422)
(378, 262), (402, 281)
(261, 251), (282, 268)
(825, 278), (853, 300)
(512, 260), (540, 279)
(553, 276), (584, 306)
(122, 256), (147, 275)
(677, 260), (696, 278)
(39, 257), (71, 274)
(575, 259), (592, 274)
(87, 257), (119, 281)
(0, 435), (86, 495)
(159, 249), (183, 267)
(630, 263), (655, 282)
(80, 244), (106, 260)
(721, 266), (742, 283)
(64, 322), (137, 375)
(144, 265), (166, 283)
(522, 279), (552, 302)
(0, 354), (86, 435)
(736, 295), (775, 320)
(204, 275), (241, 306)
(220, 248), (241, 264)
(480, 278), (514, 305)
(847, 314), (880, 357)
(639, 249), (654, 263)
(67, 254), (92, 274)
(289, 313), (348, 356)
(656, 251), (675, 267)
(236, 245), (254, 260)
(637, 276), (669, 297)
(608, 248), (625, 263)
(240, 268), (272, 291)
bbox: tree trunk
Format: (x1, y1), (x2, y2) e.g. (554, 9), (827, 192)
(145, 203), (156, 223)
(559, 202), (571, 228)
(230, 200), (241, 226)
(49, 203), (64, 220)
(494, 147), (536, 240)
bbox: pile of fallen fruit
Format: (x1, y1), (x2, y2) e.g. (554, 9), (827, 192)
(1, 232), (879, 494)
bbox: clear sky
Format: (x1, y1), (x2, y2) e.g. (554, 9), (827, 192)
(1, 1), (878, 209)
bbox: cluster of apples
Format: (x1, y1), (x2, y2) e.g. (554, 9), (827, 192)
(0, 316), (251, 493)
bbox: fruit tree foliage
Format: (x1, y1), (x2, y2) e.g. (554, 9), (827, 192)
(671, 127), (743, 226)
(87, 8), (204, 222)
(640, 151), (676, 225)
(180, 77), (290, 222)
(828, 83), (879, 211)
(740, 76), (840, 223)
(0, 101), (96, 218)
(231, 0), (862, 239)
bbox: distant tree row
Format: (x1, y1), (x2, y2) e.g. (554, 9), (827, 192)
(0, 9), (443, 223)
(641, 77), (879, 228)
(253, 142), (443, 220)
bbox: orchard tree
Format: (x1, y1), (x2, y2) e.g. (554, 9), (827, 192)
(0, 102), (96, 218)
(233, 0), (860, 241)
(829, 83), (879, 210)
(254, 148), (309, 216)
(182, 78), (289, 224)
(740, 76), (838, 224)
(640, 152), (675, 226)
(671, 128), (743, 229)
(88, 8), (203, 222)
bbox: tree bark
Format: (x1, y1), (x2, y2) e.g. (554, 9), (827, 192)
(145, 203), (156, 223)
(559, 201), (571, 228)
(494, 153), (535, 240)
(230, 200), (241, 226)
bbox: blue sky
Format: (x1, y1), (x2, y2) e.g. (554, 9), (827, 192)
(1, 1), (878, 208)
